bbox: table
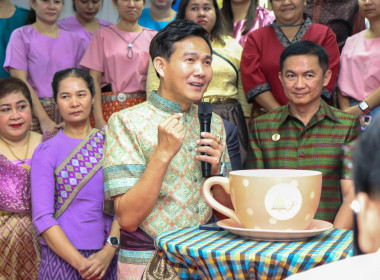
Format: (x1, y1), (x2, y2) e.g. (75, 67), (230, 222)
(155, 226), (353, 279)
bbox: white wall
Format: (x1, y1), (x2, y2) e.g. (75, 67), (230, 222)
(10, 0), (151, 24)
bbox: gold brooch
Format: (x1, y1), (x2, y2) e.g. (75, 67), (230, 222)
(272, 134), (280, 141)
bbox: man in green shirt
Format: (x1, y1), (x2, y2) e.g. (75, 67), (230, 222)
(246, 40), (360, 229)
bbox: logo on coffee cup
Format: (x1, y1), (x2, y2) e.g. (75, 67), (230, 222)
(265, 180), (302, 222)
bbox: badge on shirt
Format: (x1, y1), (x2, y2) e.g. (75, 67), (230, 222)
(272, 134), (280, 142)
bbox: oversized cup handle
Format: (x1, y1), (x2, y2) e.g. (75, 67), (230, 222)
(203, 176), (242, 225)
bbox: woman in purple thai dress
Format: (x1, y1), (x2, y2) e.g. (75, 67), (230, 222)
(31, 68), (119, 279)
(0, 77), (42, 279)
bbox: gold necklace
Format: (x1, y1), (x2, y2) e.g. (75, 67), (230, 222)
(32, 23), (59, 38)
(0, 132), (31, 171)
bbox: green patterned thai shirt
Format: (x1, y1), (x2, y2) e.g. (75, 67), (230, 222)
(246, 100), (360, 223)
(103, 91), (231, 238)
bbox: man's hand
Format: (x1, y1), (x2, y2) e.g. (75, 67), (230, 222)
(195, 131), (224, 175)
(155, 113), (186, 163)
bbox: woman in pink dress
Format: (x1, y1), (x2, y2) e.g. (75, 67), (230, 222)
(221, 0), (275, 46)
(337, 0), (380, 130)
(81, 0), (157, 130)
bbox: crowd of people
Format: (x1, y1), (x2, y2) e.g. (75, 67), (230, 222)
(1, 0), (380, 279)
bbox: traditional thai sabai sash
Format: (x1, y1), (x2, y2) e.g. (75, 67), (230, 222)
(54, 129), (104, 219)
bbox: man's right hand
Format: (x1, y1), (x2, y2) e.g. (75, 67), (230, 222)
(156, 113), (185, 162)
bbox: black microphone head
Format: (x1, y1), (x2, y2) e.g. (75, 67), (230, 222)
(198, 102), (213, 120)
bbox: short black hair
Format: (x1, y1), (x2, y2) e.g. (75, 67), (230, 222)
(353, 114), (380, 197)
(52, 68), (95, 102)
(0, 77), (33, 109)
(280, 41), (329, 74)
(149, 19), (212, 77)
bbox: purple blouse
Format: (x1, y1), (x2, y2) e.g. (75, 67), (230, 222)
(233, 6), (275, 46)
(31, 130), (112, 250)
(0, 156), (32, 213)
(4, 25), (85, 98)
(58, 15), (112, 50)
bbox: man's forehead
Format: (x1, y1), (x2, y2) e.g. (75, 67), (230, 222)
(283, 54), (321, 71)
(173, 36), (212, 56)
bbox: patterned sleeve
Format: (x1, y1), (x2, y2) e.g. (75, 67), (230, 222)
(241, 29), (271, 103)
(103, 112), (147, 199)
(341, 118), (361, 180)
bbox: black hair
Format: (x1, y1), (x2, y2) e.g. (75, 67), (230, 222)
(52, 68), (95, 102)
(353, 113), (380, 197)
(26, 8), (37, 25)
(176, 0), (226, 45)
(221, 0), (257, 36)
(150, 19), (212, 61)
(0, 77), (33, 109)
(280, 40), (329, 74)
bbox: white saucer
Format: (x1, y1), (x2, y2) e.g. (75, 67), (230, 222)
(217, 219), (333, 241)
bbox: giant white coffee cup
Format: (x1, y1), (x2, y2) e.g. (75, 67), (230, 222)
(203, 169), (322, 230)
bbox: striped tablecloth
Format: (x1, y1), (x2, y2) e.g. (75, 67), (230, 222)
(155, 226), (353, 279)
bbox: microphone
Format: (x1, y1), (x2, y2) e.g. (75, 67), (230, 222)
(198, 102), (213, 178)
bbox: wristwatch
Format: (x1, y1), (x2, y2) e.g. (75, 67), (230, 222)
(358, 101), (370, 114)
(107, 236), (120, 248)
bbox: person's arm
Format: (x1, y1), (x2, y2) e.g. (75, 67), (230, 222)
(9, 68), (63, 133)
(146, 60), (160, 98)
(241, 32), (281, 112)
(343, 86), (380, 117)
(236, 73), (252, 119)
(253, 90), (281, 112)
(229, 40), (251, 119)
(334, 118), (360, 229)
(223, 120), (243, 171)
(337, 88), (351, 111)
(41, 225), (99, 278)
(89, 69), (106, 130)
(333, 179), (355, 229)
(320, 28), (340, 94)
(245, 119), (265, 169)
(84, 219), (120, 280)
(114, 113), (186, 231)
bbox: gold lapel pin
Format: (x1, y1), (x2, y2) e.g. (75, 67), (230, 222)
(272, 134), (280, 141)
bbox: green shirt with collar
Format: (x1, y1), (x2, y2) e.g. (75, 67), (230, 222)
(247, 100), (360, 222)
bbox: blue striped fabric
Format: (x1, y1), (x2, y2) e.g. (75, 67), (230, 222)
(155, 226), (353, 279)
